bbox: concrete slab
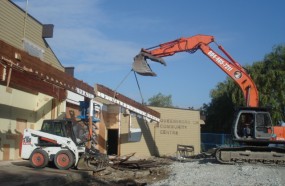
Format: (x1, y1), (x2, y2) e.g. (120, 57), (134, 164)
(0, 160), (92, 186)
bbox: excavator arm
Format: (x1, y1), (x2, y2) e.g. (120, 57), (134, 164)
(132, 34), (259, 107)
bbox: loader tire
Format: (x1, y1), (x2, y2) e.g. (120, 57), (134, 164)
(30, 149), (49, 169)
(54, 150), (74, 170)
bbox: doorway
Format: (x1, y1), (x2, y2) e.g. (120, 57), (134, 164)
(107, 129), (119, 155)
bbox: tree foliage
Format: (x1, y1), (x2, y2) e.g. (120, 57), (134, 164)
(202, 45), (285, 133)
(148, 93), (173, 107)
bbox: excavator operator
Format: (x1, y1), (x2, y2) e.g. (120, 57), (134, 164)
(242, 114), (254, 138)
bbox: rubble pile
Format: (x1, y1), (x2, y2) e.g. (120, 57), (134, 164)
(74, 155), (285, 186)
(94, 155), (172, 185)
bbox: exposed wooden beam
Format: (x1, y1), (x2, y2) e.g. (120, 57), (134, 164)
(0, 40), (95, 99)
(96, 84), (160, 119)
(0, 40), (94, 99)
(0, 65), (66, 100)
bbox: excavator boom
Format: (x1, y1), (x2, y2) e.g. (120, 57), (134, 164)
(133, 34), (258, 107)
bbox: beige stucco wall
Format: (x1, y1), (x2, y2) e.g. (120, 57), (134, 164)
(119, 106), (202, 157)
(0, 85), (65, 160)
(150, 107), (201, 156)
(120, 112), (158, 157)
(0, 0), (64, 70)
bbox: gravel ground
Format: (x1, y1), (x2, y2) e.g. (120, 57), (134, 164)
(149, 158), (285, 186)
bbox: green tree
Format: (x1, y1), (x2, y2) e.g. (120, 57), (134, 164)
(253, 45), (285, 121)
(148, 93), (173, 107)
(201, 78), (238, 133)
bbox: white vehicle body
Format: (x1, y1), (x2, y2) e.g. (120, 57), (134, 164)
(21, 128), (85, 166)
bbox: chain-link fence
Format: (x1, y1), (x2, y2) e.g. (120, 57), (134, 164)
(201, 133), (239, 152)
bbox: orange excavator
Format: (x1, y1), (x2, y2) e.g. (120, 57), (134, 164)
(132, 34), (285, 164)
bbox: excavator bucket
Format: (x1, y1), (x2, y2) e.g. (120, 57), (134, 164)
(132, 51), (166, 76)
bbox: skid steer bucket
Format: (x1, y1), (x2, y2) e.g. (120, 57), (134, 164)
(132, 51), (166, 76)
(77, 151), (109, 172)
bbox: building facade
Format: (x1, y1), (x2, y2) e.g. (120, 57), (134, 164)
(94, 84), (160, 155)
(150, 107), (202, 155)
(0, 0), (203, 160)
(0, 0), (94, 160)
(95, 84), (203, 157)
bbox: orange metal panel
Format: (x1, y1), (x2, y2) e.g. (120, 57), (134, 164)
(273, 126), (285, 140)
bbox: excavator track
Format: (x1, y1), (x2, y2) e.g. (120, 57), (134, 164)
(215, 146), (285, 165)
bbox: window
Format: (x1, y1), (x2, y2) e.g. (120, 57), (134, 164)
(23, 38), (44, 60)
(256, 113), (272, 132)
(236, 113), (254, 138)
(41, 121), (64, 137)
(53, 121), (64, 137)
(65, 121), (73, 139)
(41, 121), (53, 133)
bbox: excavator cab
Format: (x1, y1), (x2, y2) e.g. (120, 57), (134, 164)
(233, 108), (273, 143)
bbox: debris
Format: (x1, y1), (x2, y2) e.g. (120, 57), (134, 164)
(93, 156), (172, 185)
(109, 153), (164, 170)
(109, 152), (136, 166)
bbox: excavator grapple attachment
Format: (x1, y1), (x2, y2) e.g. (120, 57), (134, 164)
(132, 51), (166, 76)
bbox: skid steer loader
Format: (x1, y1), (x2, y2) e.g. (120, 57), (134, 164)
(21, 119), (109, 171)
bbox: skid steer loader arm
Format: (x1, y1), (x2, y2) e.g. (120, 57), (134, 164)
(132, 51), (166, 76)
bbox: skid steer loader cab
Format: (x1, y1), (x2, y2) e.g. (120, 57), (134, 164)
(41, 119), (89, 146)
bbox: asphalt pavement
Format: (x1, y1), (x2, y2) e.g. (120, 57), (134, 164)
(0, 160), (93, 186)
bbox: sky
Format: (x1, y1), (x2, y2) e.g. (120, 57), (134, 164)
(13, 0), (285, 109)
